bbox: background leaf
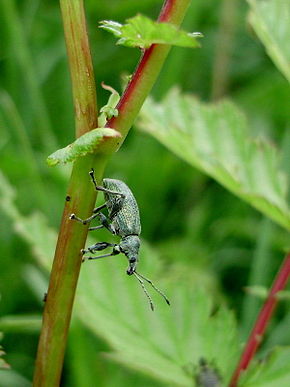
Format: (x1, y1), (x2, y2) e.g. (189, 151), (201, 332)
(138, 88), (290, 231)
(1, 1), (290, 385)
(100, 14), (202, 49)
(0, 332), (10, 369)
(0, 170), (240, 387)
(240, 347), (290, 387)
(247, 0), (290, 83)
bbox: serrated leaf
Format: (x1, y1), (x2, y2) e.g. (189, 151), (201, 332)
(247, 0), (290, 83)
(240, 347), (290, 387)
(100, 14), (202, 49)
(0, 170), (239, 386)
(46, 128), (120, 166)
(138, 88), (290, 231)
(3, 170), (290, 386)
(77, 263), (239, 387)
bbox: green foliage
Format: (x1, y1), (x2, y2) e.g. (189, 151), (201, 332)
(247, 0), (290, 83)
(0, 169), (239, 386)
(139, 88), (290, 231)
(2, 166), (290, 386)
(46, 128), (120, 166)
(98, 84), (120, 127)
(100, 14), (202, 49)
(240, 347), (290, 387)
(0, 332), (9, 369)
(1, 1), (290, 386)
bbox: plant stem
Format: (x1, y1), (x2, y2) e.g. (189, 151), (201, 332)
(33, 0), (192, 385)
(229, 252), (290, 387)
(211, 0), (237, 100)
(106, 0), (192, 142)
(33, 0), (99, 385)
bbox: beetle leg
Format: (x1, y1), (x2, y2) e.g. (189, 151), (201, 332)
(109, 196), (125, 219)
(81, 241), (116, 254)
(69, 212), (100, 225)
(82, 247), (120, 262)
(89, 212), (115, 234)
(92, 203), (107, 213)
(89, 169), (125, 198)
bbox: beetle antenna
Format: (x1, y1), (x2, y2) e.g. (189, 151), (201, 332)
(133, 272), (154, 311)
(135, 271), (170, 306)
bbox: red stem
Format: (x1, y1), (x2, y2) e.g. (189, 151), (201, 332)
(106, 0), (190, 136)
(229, 252), (290, 387)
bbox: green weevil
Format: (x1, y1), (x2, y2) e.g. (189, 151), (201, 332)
(70, 169), (170, 310)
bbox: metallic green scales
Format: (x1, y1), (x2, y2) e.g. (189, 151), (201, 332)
(103, 179), (141, 237)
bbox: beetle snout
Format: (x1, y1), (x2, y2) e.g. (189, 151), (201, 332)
(126, 257), (137, 276)
(126, 267), (134, 276)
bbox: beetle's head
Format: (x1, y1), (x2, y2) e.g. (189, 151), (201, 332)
(119, 235), (140, 276)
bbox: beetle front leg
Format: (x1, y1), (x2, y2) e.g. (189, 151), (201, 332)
(89, 169), (125, 198)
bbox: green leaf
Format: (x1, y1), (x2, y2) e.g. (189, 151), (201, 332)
(0, 330), (9, 369)
(46, 128), (121, 166)
(0, 369), (31, 387)
(245, 286), (290, 301)
(247, 0), (290, 83)
(0, 315), (42, 333)
(100, 14), (202, 49)
(0, 170), (240, 386)
(138, 88), (290, 231)
(239, 347), (290, 387)
(244, 285), (269, 300)
(98, 83), (121, 127)
(77, 258), (239, 387)
(3, 170), (290, 386)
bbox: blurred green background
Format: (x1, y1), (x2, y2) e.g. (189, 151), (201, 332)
(0, 0), (289, 386)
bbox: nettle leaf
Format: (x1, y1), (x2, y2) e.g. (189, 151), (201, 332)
(100, 14), (202, 49)
(77, 259), (239, 387)
(3, 171), (290, 386)
(247, 0), (290, 83)
(239, 347), (290, 387)
(46, 128), (120, 166)
(0, 171), (239, 386)
(138, 88), (290, 231)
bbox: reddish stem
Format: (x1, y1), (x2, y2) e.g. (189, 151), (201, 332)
(229, 252), (290, 387)
(106, 0), (191, 140)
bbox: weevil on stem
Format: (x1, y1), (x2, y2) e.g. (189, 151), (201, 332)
(70, 169), (170, 311)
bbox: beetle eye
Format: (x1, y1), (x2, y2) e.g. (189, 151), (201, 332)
(126, 267), (134, 276)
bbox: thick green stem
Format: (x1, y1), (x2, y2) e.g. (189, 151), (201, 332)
(33, 0), (99, 385)
(33, 0), (192, 385)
